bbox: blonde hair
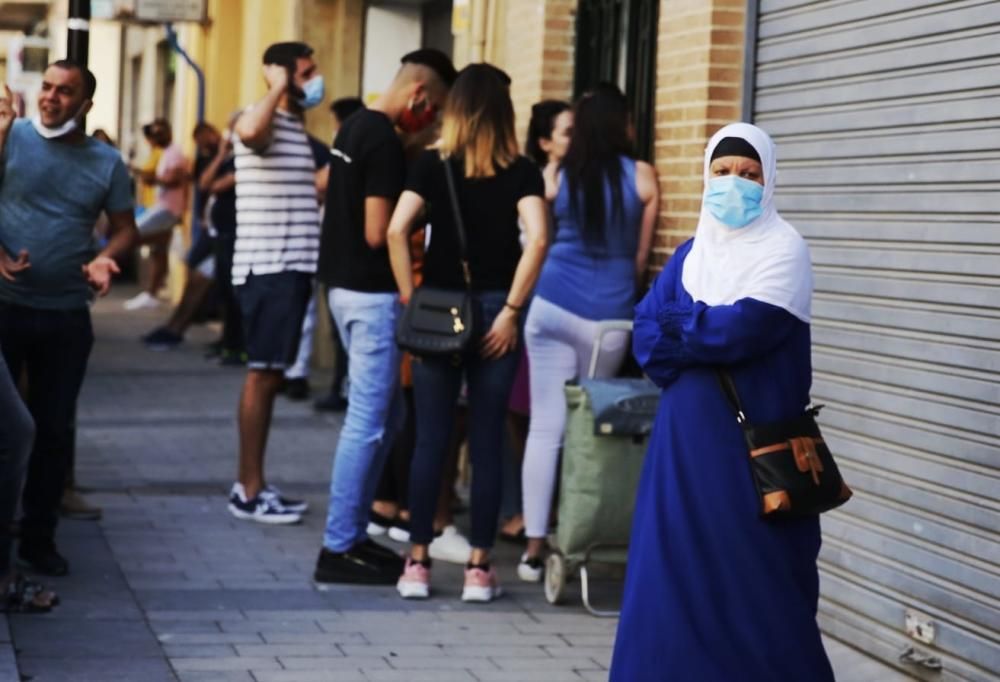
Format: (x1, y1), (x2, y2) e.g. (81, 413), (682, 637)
(438, 64), (519, 178)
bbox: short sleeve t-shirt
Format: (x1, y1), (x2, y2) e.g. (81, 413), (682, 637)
(0, 119), (134, 310)
(156, 143), (187, 217)
(317, 109), (404, 292)
(232, 109), (321, 286)
(405, 151), (544, 291)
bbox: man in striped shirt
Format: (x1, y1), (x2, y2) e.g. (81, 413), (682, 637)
(227, 42), (326, 524)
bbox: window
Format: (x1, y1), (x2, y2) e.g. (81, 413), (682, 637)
(574, 0), (659, 160)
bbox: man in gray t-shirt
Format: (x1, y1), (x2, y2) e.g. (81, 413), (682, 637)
(0, 60), (138, 578)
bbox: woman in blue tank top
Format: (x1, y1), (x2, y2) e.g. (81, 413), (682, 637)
(517, 84), (660, 581)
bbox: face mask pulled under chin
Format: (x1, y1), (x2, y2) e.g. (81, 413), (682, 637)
(31, 102), (88, 139)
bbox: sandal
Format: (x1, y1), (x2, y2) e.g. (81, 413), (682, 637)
(2, 574), (60, 614)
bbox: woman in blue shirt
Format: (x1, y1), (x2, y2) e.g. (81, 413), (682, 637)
(517, 84), (659, 581)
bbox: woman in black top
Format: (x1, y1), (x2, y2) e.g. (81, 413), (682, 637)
(387, 64), (548, 602)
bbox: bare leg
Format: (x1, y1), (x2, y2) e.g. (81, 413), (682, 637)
(165, 271), (214, 335)
(237, 369), (284, 499)
(146, 232), (172, 296)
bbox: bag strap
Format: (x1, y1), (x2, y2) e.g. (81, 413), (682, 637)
(442, 158), (472, 291)
(715, 369), (748, 425)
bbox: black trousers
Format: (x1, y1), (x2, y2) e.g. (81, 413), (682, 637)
(0, 303), (93, 545)
(213, 232), (245, 353)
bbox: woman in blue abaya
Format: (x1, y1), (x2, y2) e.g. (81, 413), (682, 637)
(610, 123), (834, 681)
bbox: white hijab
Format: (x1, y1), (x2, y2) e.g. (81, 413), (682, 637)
(681, 122), (813, 323)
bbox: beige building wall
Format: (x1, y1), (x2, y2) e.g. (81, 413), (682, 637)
(652, 0), (746, 267)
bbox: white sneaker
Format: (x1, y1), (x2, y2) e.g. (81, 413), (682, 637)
(517, 553), (544, 582)
(123, 292), (162, 311)
(367, 521), (388, 536)
(428, 525), (472, 564)
(387, 525), (411, 543)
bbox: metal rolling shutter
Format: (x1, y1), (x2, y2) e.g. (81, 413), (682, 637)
(750, 1), (1000, 679)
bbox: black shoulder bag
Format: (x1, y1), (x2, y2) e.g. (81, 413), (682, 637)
(716, 370), (852, 519)
(395, 158), (474, 357)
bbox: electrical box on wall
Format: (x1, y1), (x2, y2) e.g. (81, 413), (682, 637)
(905, 609), (935, 645)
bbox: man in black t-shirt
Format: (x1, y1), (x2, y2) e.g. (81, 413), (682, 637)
(314, 49), (457, 586)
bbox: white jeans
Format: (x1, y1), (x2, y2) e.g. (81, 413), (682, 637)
(521, 296), (631, 539)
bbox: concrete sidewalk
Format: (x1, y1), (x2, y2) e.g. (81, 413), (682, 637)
(6, 290), (913, 682)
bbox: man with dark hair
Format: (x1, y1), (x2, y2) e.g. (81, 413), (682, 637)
(225, 41), (326, 524)
(330, 97), (365, 124)
(0, 61), (138, 576)
(312, 48), (456, 585)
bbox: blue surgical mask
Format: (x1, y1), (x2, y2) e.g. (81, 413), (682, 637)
(296, 75), (325, 110)
(704, 175), (764, 228)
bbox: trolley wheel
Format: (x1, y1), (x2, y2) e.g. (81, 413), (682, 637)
(545, 552), (567, 605)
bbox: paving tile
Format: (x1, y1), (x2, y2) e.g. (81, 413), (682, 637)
(363, 670), (477, 682)
(277, 656), (389, 671)
(170, 656), (281, 672)
(16, 656), (176, 681)
(233, 643), (345, 657)
(251, 672), (366, 682)
(163, 644), (237, 658)
(175, 672), (254, 682)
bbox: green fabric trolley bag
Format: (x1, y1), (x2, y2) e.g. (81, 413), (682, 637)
(544, 324), (659, 616)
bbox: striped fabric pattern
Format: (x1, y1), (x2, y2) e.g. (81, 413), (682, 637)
(232, 110), (320, 285)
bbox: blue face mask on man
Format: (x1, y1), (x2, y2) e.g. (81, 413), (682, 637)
(296, 75), (325, 110)
(704, 175), (764, 228)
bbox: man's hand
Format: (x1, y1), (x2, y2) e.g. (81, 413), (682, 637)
(0, 248), (30, 282)
(0, 84), (16, 136)
(263, 64), (289, 94)
(82, 255), (120, 297)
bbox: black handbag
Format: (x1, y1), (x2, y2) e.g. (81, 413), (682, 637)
(716, 369), (852, 519)
(395, 159), (474, 357)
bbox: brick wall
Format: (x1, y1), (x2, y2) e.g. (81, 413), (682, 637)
(501, 0), (576, 146)
(651, 0), (747, 268)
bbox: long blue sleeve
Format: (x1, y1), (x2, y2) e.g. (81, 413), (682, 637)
(660, 298), (799, 365)
(632, 240), (801, 386)
(632, 248), (687, 388)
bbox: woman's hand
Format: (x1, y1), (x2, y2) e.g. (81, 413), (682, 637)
(481, 306), (519, 359)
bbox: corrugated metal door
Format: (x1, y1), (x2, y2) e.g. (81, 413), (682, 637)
(750, 1), (1000, 680)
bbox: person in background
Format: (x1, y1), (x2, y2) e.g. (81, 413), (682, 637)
(498, 98), (574, 544)
(388, 64), (548, 602)
(226, 41), (324, 524)
(198, 114), (244, 366)
(141, 122), (225, 351)
(518, 84), (658, 582)
(283, 98), (364, 401)
(525, 99), (573, 200)
(610, 122), (831, 681)
(313, 49), (456, 586)
(0, 84), (51, 613)
(312, 97), (365, 412)
(124, 118), (188, 311)
(0, 61), (138, 576)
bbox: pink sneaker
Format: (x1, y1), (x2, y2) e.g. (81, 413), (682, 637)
(397, 558), (430, 599)
(461, 565), (502, 602)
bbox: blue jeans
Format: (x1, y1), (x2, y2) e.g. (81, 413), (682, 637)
(408, 291), (521, 550)
(323, 288), (404, 552)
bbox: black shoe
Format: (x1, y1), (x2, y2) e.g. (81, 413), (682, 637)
(284, 378), (310, 401)
(313, 543), (401, 586)
(219, 350), (247, 367)
(144, 327), (183, 351)
(204, 339), (224, 358)
(355, 538), (405, 570)
(314, 392), (348, 412)
(18, 540), (69, 577)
